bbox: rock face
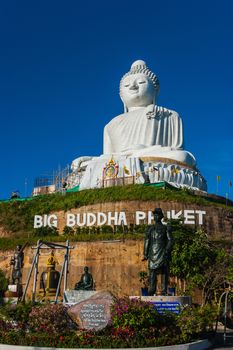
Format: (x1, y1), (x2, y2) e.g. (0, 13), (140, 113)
(52, 200), (233, 240)
(0, 240), (146, 298)
(0, 226), (11, 237)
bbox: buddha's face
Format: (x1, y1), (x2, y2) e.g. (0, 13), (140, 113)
(120, 73), (156, 109)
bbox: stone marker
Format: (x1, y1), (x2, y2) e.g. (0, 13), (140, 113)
(64, 289), (97, 306)
(68, 291), (114, 331)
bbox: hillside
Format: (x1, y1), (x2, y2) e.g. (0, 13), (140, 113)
(0, 184), (231, 238)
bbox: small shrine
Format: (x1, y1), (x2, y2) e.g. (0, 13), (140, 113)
(39, 251), (60, 297)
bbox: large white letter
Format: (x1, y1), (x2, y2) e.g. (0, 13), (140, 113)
(195, 210), (206, 225)
(66, 214), (76, 227)
(135, 211), (146, 225)
(148, 211), (154, 225)
(76, 213), (86, 227)
(171, 210), (183, 220)
(118, 212), (127, 225)
(34, 215), (43, 228)
(184, 210), (195, 224)
(107, 212), (118, 225)
(97, 212), (107, 226)
(48, 214), (58, 228)
(87, 213), (96, 226)
(43, 214), (48, 226)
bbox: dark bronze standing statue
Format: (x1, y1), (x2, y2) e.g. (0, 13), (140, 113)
(75, 266), (94, 291)
(10, 244), (25, 285)
(142, 208), (172, 296)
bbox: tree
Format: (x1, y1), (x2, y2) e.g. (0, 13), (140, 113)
(0, 269), (8, 295)
(169, 220), (233, 304)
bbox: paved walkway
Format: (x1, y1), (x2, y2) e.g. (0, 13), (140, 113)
(208, 344), (233, 349)
(210, 329), (233, 349)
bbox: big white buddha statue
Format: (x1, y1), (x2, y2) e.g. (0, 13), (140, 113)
(104, 60), (195, 167)
(69, 60), (207, 192)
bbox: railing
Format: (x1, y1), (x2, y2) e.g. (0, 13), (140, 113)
(103, 176), (136, 187)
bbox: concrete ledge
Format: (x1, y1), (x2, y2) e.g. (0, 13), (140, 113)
(0, 339), (211, 350)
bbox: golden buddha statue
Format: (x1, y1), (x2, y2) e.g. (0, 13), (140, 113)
(39, 251), (60, 297)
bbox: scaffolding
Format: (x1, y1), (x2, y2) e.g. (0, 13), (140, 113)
(33, 165), (70, 196)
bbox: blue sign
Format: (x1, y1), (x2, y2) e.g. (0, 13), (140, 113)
(152, 301), (181, 314)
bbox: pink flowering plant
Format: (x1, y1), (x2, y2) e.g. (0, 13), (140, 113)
(0, 297), (217, 347)
(110, 297), (182, 346)
(111, 297), (163, 330)
(29, 303), (74, 335)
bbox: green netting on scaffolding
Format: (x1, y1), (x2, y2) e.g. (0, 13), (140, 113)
(66, 185), (80, 193)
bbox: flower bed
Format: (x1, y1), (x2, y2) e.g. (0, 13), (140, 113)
(0, 298), (217, 348)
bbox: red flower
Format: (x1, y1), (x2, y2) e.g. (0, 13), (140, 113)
(59, 335), (64, 341)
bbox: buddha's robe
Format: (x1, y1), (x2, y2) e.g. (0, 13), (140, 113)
(103, 104), (196, 167)
(104, 105), (184, 154)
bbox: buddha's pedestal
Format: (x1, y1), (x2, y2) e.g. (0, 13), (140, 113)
(68, 155), (207, 192)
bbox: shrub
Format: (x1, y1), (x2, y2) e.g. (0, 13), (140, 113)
(29, 303), (74, 335)
(111, 297), (167, 331)
(134, 224), (147, 233)
(63, 225), (75, 236)
(0, 301), (33, 326)
(32, 226), (59, 237)
(170, 221), (233, 303)
(177, 304), (217, 343)
(0, 299), (217, 347)
(110, 297), (216, 346)
(101, 225), (113, 233)
(0, 269), (8, 294)
(0, 318), (13, 332)
(138, 271), (149, 288)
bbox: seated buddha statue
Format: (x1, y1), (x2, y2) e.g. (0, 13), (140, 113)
(74, 266), (94, 291)
(103, 60), (196, 167)
(69, 59), (206, 192)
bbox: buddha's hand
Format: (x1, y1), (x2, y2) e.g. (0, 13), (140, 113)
(71, 156), (94, 171)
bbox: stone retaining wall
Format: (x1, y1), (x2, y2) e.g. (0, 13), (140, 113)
(0, 339), (212, 350)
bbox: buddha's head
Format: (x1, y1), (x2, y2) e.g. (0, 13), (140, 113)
(120, 60), (160, 112)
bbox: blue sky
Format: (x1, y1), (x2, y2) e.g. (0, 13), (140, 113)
(0, 0), (232, 200)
